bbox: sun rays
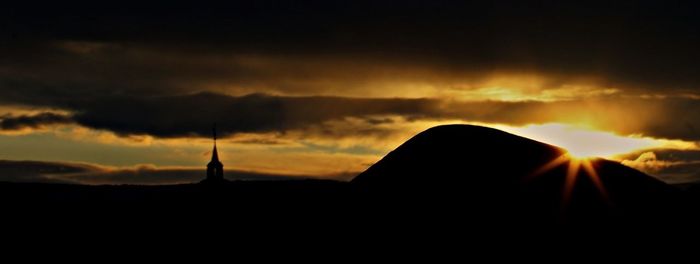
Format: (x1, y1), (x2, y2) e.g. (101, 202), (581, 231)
(529, 152), (610, 209)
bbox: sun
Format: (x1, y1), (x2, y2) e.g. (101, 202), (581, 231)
(565, 146), (608, 160)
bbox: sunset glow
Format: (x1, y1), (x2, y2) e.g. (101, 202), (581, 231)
(490, 123), (696, 159)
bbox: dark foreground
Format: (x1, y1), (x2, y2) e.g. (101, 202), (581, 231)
(2, 179), (700, 241)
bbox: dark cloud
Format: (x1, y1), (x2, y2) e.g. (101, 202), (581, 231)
(0, 112), (74, 130)
(5, 1), (700, 93)
(67, 92), (439, 138)
(0, 160), (331, 185)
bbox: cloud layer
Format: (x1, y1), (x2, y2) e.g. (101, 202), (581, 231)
(3, 1), (700, 142)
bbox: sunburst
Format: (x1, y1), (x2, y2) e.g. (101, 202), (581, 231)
(528, 153), (609, 209)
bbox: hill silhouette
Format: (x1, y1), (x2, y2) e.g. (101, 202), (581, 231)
(352, 125), (688, 227)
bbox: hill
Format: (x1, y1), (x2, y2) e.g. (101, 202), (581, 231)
(352, 125), (687, 226)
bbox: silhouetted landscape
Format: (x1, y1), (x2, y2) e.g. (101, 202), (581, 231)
(3, 125), (698, 233)
(7, 3), (700, 246)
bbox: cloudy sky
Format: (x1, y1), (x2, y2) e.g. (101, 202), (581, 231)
(2, 1), (700, 184)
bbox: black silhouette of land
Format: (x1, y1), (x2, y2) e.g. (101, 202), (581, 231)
(2, 125), (698, 233)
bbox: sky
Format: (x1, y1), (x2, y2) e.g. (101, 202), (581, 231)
(2, 1), (700, 184)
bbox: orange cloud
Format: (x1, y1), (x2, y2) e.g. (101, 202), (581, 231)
(621, 152), (678, 173)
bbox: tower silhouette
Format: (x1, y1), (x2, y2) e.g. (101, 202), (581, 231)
(204, 124), (225, 183)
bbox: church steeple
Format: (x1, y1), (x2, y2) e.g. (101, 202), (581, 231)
(204, 123), (225, 183)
